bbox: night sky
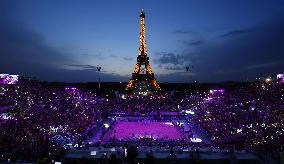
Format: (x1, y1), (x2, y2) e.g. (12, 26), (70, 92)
(1, 0), (284, 82)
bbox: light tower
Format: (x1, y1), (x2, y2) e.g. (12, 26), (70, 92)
(125, 10), (161, 95)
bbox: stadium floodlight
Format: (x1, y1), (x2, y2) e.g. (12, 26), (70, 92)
(90, 151), (97, 156)
(185, 110), (195, 115)
(265, 78), (272, 83)
(190, 137), (202, 142)
(104, 123), (110, 128)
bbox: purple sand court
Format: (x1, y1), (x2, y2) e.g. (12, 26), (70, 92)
(102, 121), (187, 143)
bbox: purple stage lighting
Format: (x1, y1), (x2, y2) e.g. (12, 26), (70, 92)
(0, 74), (19, 84)
(64, 86), (78, 91)
(277, 74), (284, 84)
(209, 89), (224, 95)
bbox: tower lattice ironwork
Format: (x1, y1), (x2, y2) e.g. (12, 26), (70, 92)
(125, 10), (161, 95)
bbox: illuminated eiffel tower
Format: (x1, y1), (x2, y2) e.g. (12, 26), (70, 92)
(126, 10), (161, 95)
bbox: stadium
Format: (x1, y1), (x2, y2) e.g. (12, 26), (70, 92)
(1, 74), (283, 163)
(1, 1), (284, 164)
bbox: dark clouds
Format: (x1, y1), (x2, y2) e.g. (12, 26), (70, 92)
(30, 67), (126, 82)
(0, 21), (124, 82)
(181, 40), (204, 46)
(0, 2), (125, 82)
(156, 14), (284, 82)
(153, 52), (195, 74)
(0, 2), (67, 72)
(1, 1), (283, 83)
(220, 28), (254, 38)
(209, 16), (284, 75)
(154, 52), (185, 65)
(66, 64), (97, 70)
(163, 65), (184, 71)
(0, 21), (70, 71)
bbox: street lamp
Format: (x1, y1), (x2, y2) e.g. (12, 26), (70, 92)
(186, 66), (193, 92)
(97, 66), (102, 94)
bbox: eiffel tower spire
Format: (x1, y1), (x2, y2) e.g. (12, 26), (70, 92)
(139, 9), (147, 56)
(126, 10), (161, 95)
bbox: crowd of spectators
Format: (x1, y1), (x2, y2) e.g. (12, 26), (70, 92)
(0, 79), (283, 162)
(188, 81), (284, 154)
(0, 80), (102, 162)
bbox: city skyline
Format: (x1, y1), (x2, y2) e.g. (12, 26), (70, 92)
(0, 0), (284, 82)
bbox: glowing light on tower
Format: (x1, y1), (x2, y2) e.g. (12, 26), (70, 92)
(125, 10), (161, 95)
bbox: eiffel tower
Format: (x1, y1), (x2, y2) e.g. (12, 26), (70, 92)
(126, 10), (161, 95)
